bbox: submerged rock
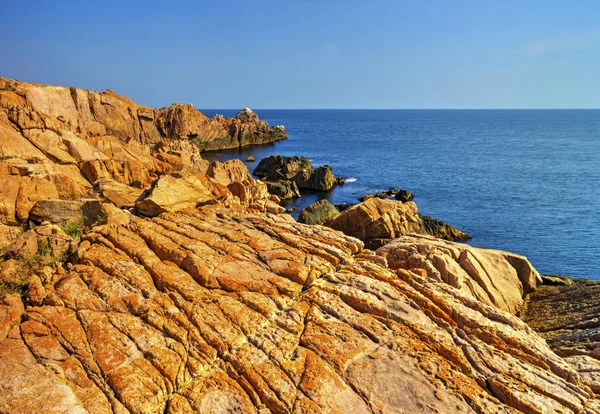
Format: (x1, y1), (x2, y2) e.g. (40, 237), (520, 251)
(298, 199), (340, 225)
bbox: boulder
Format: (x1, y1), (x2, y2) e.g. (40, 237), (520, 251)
(254, 155), (336, 191)
(253, 155), (312, 181)
(246, 155), (255, 162)
(265, 180), (301, 200)
(296, 165), (336, 191)
(298, 199), (340, 225)
(135, 174), (218, 217)
(419, 214), (470, 241)
(327, 198), (422, 247)
(28, 200), (84, 226)
(96, 179), (144, 208)
(377, 234), (542, 314)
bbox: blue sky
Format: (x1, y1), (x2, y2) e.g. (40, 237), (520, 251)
(2, 0), (600, 109)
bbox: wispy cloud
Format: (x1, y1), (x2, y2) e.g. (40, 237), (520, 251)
(325, 43), (338, 53)
(525, 30), (600, 56)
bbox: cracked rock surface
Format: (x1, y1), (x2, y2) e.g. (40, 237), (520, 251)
(1, 205), (598, 413)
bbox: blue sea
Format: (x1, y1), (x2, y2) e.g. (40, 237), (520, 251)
(201, 109), (600, 280)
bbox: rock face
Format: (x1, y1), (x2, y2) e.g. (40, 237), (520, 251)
(298, 199), (340, 225)
(0, 77), (285, 226)
(327, 198), (422, 249)
(377, 235), (542, 315)
(253, 155), (336, 191)
(0, 205), (597, 413)
(155, 106), (287, 152)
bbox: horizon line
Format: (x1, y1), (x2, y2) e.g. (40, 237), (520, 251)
(200, 108), (600, 111)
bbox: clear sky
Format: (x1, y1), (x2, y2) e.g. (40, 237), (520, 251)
(2, 0), (600, 109)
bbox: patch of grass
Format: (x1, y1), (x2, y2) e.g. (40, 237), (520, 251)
(1, 83), (13, 92)
(62, 220), (83, 239)
(0, 279), (29, 297)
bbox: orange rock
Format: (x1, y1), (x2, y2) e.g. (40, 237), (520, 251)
(0, 206), (596, 413)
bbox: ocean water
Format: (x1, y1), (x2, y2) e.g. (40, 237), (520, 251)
(201, 109), (600, 280)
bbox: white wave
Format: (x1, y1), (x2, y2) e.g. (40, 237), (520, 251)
(344, 177), (357, 183)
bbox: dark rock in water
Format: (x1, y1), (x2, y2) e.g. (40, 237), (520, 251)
(522, 276), (600, 392)
(253, 155), (312, 180)
(253, 155), (336, 191)
(265, 180), (301, 200)
(335, 176), (346, 185)
(360, 194), (376, 202)
(419, 215), (469, 241)
(296, 165), (336, 191)
(395, 189), (414, 203)
(360, 188), (413, 202)
(298, 199), (340, 225)
(334, 203), (356, 212)
(286, 206), (298, 213)
(246, 156), (255, 162)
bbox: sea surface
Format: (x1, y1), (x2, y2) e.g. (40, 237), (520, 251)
(201, 109), (600, 280)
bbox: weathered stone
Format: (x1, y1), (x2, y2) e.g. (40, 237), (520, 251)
(96, 179), (144, 208)
(327, 198), (422, 246)
(0, 206), (595, 413)
(155, 105), (286, 151)
(28, 200), (84, 226)
(298, 199), (340, 225)
(377, 234), (542, 314)
(135, 174), (218, 217)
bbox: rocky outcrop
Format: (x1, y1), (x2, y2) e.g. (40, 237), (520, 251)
(298, 199), (339, 225)
(0, 77), (284, 226)
(327, 198), (422, 249)
(253, 155), (337, 191)
(0, 205), (597, 413)
(420, 214), (470, 241)
(155, 106), (287, 152)
(377, 235), (542, 315)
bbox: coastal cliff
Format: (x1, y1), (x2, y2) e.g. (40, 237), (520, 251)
(0, 78), (599, 413)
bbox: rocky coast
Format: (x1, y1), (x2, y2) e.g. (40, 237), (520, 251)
(0, 78), (599, 413)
